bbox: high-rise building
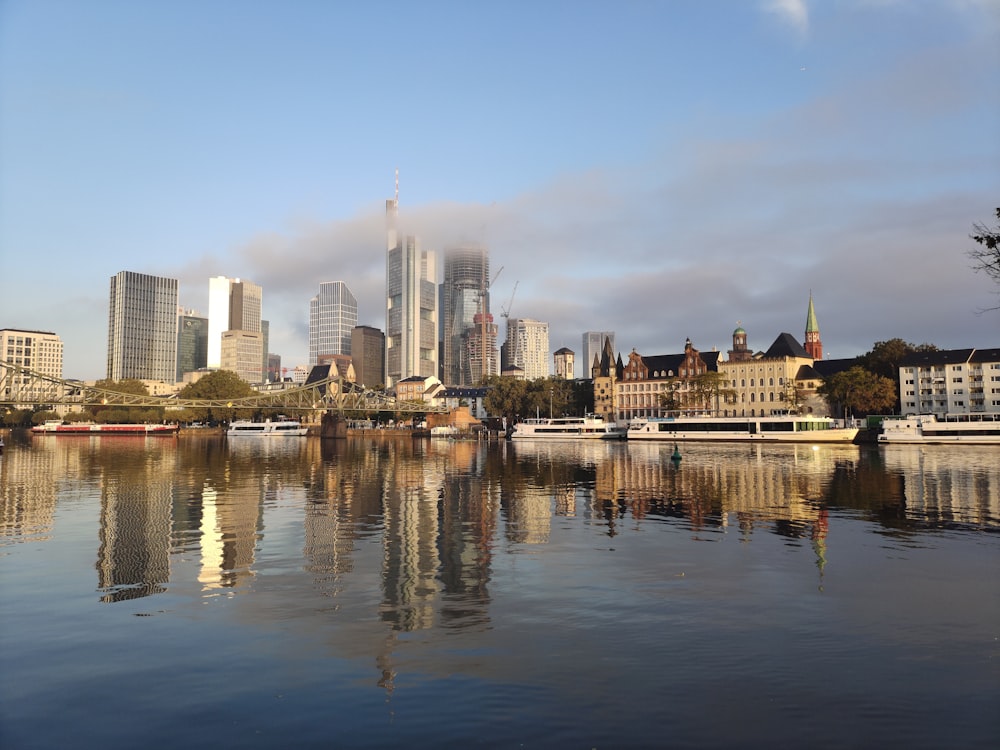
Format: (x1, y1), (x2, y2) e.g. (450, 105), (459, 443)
(441, 247), (492, 385)
(504, 318), (550, 380)
(1, 328), (63, 403)
(351, 325), (385, 388)
(206, 276), (263, 382)
(107, 270), (178, 382)
(176, 309), (208, 381)
(309, 281), (358, 366)
(582, 331), (615, 380)
(385, 175), (437, 387)
(465, 312), (499, 385)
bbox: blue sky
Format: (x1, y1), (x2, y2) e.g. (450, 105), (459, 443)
(2, 0), (998, 380)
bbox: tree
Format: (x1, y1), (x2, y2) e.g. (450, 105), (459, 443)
(689, 372), (736, 414)
(857, 339), (937, 412)
(482, 376), (528, 423)
(178, 370), (257, 423)
(818, 366), (897, 419)
(968, 208), (1000, 298)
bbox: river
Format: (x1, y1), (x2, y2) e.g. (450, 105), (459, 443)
(1, 431), (997, 749)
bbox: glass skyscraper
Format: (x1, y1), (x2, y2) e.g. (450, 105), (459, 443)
(107, 270), (178, 382)
(309, 281), (358, 366)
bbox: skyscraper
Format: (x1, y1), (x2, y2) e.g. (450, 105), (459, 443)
(504, 318), (550, 380)
(582, 331), (615, 380)
(351, 325), (385, 388)
(107, 270), (178, 382)
(309, 281), (358, 366)
(385, 175), (437, 387)
(176, 309), (208, 381)
(442, 247), (492, 385)
(206, 275), (263, 381)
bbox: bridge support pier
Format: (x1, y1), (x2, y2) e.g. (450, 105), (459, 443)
(320, 411), (347, 439)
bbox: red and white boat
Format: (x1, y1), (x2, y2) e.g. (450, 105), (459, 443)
(31, 421), (179, 436)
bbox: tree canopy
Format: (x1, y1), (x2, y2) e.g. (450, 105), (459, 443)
(968, 207), (1000, 300)
(177, 370), (257, 422)
(818, 366), (897, 419)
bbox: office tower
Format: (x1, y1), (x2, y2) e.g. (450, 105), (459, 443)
(582, 331), (615, 380)
(207, 276), (263, 382)
(554, 347), (575, 380)
(465, 312), (499, 385)
(176, 309), (208, 381)
(504, 318), (550, 380)
(261, 320), (270, 381)
(385, 175), (437, 387)
(351, 325), (385, 388)
(442, 247), (492, 385)
(107, 270), (178, 382)
(1, 328), (63, 402)
(309, 281), (358, 366)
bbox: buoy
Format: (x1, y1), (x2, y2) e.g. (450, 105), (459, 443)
(671, 443), (682, 462)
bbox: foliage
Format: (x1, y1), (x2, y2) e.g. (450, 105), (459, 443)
(177, 370), (257, 422)
(659, 372), (736, 414)
(31, 410), (61, 426)
(3, 409), (33, 427)
(968, 207), (1000, 301)
(856, 339), (937, 412)
(818, 366), (897, 418)
(481, 376), (579, 422)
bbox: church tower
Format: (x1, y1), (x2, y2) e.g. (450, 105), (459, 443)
(804, 293), (823, 360)
(728, 322), (751, 362)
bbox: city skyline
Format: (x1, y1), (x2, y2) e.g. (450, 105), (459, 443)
(2, 2), (998, 380)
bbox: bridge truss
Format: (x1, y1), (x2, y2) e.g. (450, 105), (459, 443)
(0, 360), (444, 414)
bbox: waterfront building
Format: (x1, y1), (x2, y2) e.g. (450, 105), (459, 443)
(615, 339), (720, 422)
(582, 331), (615, 380)
(503, 317), (549, 380)
(592, 336), (621, 422)
(553, 347), (575, 380)
(309, 281), (358, 366)
(107, 270), (178, 382)
(897, 347), (1000, 416)
(385, 178), (437, 387)
(441, 247), (493, 385)
(395, 374), (445, 405)
(176, 309), (208, 382)
(351, 325), (386, 388)
(0, 328), (64, 404)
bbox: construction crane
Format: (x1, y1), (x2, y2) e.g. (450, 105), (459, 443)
(501, 280), (518, 319)
(500, 281), (519, 373)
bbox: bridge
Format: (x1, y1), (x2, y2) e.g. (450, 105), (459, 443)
(0, 360), (445, 414)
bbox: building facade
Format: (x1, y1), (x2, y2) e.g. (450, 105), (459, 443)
(176, 310), (208, 382)
(615, 339), (719, 422)
(591, 336), (621, 421)
(351, 325), (386, 388)
(385, 184), (437, 387)
(503, 318), (550, 380)
(309, 281), (358, 366)
(206, 276), (263, 381)
(441, 247), (491, 385)
(582, 331), (615, 381)
(221, 330), (264, 384)
(898, 347), (1000, 416)
(107, 270), (178, 382)
(553, 347), (575, 380)
(1, 328), (64, 404)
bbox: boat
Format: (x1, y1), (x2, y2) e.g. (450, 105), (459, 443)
(227, 419), (308, 437)
(626, 414), (859, 443)
(510, 415), (627, 440)
(878, 414), (1000, 444)
(31, 420), (179, 435)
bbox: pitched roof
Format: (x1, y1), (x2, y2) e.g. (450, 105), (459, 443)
(812, 357), (858, 377)
(554, 346), (574, 355)
(764, 332), (810, 359)
(899, 348), (974, 367)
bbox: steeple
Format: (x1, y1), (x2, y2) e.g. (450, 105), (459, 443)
(804, 292), (822, 360)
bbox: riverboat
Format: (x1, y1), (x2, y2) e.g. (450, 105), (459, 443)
(627, 414), (859, 443)
(31, 421), (179, 435)
(878, 414), (1000, 444)
(227, 419), (308, 436)
(510, 415), (626, 440)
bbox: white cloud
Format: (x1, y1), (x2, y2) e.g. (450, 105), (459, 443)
(764, 0), (809, 37)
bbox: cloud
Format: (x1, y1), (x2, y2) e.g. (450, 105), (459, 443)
(763, 0), (809, 37)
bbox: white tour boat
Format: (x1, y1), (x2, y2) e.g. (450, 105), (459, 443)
(627, 414), (859, 443)
(227, 419), (308, 437)
(510, 415), (627, 440)
(878, 414), (1000, 444)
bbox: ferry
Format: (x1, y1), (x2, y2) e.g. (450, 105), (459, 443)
(510, 415), (626, 440)
(627, 414), (859, 443)
(227, 419), (308, 437)
(878, 414), (1000, 444)
(31, 421), (179, 435)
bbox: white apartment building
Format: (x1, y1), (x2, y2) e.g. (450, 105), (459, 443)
(504, 318), (550, 380)
(1, 328), (64, 404)
(898, 347), (1000, 416)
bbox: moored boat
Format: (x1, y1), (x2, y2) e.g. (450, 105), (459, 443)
(31, 421), (179, 435)
(510, 415), (626, 440)
(878, 414), (1000, 444)
(627, 414), (858, 443)
(227, 419), (308, 436)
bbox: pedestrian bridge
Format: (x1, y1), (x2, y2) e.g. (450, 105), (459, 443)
(0, 360), (445, 414)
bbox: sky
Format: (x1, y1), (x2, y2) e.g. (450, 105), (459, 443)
(1, 0), (998, 381)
